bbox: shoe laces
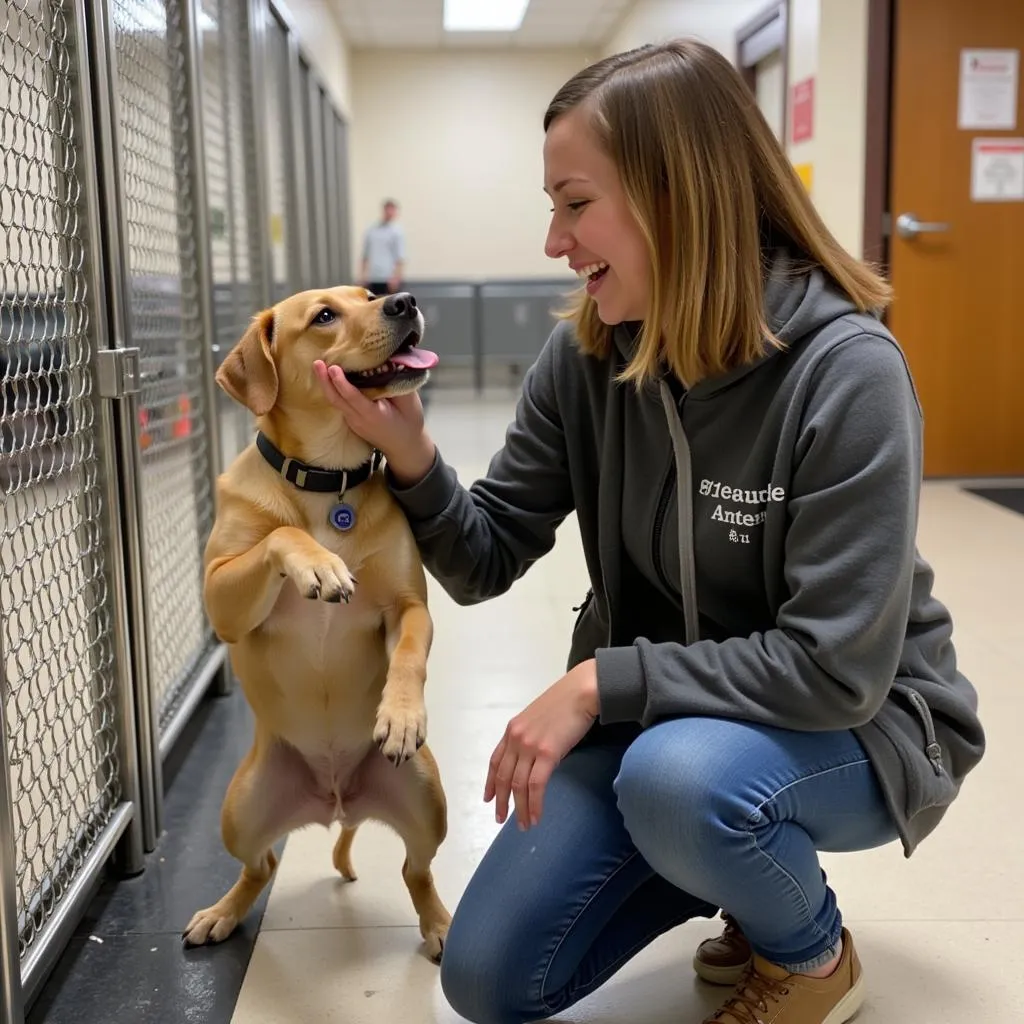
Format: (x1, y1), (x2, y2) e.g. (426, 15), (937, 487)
(705, 964), (790, 1024)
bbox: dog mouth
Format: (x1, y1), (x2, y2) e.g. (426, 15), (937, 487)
(343, 330), (439, 390)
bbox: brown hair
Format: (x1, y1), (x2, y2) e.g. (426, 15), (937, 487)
(543, 39), (892, 388)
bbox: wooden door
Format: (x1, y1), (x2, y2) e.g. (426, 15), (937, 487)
(888, 0), (1024, 477)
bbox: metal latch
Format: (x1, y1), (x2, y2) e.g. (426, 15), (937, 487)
(97, 348), (142, 398)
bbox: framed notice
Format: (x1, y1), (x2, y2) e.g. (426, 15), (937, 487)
(958, 49), (1019, 130)
(970, 138), (1024, 201)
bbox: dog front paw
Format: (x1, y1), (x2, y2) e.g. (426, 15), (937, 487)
(373, 700), (426, 765)
(281, 549), (356, 603)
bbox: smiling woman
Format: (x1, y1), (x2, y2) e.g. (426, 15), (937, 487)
(314, 37), (985, 1024)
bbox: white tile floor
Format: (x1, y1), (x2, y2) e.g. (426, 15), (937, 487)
(231, 392), (1024, 1023)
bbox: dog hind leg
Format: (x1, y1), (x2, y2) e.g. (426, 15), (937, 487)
(346, 744), (451, 962)
(183, 738), (331, 947)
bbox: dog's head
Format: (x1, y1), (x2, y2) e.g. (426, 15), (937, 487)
(216, 286), (436, 418)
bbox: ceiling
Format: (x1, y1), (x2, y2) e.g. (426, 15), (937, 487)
(330, 0), (636, 49)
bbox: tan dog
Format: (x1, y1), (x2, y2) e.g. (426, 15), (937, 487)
(183, 286), (450, 961)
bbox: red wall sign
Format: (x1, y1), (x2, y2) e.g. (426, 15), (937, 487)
(790, 77), (815, 144)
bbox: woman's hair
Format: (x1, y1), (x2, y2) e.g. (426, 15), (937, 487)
(543, 39), (893, 388)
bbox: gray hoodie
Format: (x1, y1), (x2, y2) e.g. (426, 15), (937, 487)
(388, 249), (986, 858)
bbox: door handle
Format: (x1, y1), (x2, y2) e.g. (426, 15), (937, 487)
(895, 212), (950, 240)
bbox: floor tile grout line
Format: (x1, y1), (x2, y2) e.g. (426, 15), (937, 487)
(251, 917), (1024, 936)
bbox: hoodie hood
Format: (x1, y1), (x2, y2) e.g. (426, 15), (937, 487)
(611, 246), (869, 397)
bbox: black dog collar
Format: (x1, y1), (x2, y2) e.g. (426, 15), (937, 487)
(256, 431), (383, 495)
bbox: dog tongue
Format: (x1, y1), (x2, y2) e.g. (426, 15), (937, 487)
(391, 347), (439, 370)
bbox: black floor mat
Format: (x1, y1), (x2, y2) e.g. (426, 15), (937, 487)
(27, 687), (280, 1024)
(964, 487), (1024, 516)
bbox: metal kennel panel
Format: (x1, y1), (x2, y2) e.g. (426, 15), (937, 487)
(407, 283), (479, 369)
(90, 0), (226, 845)
(199, 0), (262, 466)
(306, 80), (329, 287)
(479, 280), (575, 369)
(294, 55), (318, 289)
(321, 99), (340, 285)
(1, 0), (140, 1016)
(333, 112), (353, 285)
(263, 8), (299, 300)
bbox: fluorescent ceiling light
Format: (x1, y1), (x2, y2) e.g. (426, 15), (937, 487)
(443, 0), (531, 32)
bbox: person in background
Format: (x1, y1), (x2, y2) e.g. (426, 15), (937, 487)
(315, 39), (985, 1024)
(361, 198), (406, 296)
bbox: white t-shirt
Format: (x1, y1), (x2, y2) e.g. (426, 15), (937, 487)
(363, 221), (406, 280)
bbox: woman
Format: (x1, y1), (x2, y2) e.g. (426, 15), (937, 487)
(315, 40), (985, 1024)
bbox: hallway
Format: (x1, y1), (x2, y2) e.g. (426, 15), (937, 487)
(27, 393), (1024, 1023)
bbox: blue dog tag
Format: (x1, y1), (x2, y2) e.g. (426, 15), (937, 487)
(328, 502), (355, 531)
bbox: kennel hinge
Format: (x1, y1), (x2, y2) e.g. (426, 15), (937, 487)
(97, 347), (142, 398)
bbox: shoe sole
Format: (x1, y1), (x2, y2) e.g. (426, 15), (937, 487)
(692, 955), (751, 986)
(822, 968), (866, 1024)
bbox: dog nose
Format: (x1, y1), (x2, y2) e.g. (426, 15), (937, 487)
(382, 292), (417, 320)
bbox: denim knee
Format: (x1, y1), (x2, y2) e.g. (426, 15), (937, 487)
(613, 721), (750, 882)
(440, 910), (541, 1024)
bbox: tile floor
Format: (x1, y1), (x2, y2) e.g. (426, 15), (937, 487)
(226, 392), (1024, 1023)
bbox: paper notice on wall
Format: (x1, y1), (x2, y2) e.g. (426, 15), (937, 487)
(970, 139), (1024, 201)
(958, 49), (1019, 130)
(790, 78), (815, 143)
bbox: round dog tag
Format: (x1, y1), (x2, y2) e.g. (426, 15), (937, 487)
(328, 502), (356, 531)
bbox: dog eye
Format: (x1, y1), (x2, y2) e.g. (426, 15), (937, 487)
(313, 308), (337, 325)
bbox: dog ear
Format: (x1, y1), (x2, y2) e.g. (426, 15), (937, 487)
(216, 309), (278, 416)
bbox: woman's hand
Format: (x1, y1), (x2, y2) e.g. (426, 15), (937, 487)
(484, 659), (600, 830)
(312, 360), (435, 485)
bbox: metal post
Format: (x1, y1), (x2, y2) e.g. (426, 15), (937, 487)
(281, 23), (305, 294)
(288, 47), (313, 290)
(87, 0), (166, 852)
(0, 671), (26, 1024)
(322, 95), (339, 285)
(247, 0), (275, 308)
(473, 283), (485, 395)
(70, 0), (146, 877)
(217, 0), (241, 351)
(180, 0), (233, 698)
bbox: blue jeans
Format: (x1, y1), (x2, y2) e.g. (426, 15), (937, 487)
(440, 717), (898, 1024)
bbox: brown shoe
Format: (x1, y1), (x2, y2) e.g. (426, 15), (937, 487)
(703, 927), (864, 1024)
(693, 913), (752, 986)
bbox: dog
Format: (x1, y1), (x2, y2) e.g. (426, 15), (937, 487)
(182, 286), (451, 962)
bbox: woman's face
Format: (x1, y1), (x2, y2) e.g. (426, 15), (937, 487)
(543, 106), (652, 325)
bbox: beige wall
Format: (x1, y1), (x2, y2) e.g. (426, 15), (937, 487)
(785, 0), (870, 258)
(281, 0), (353, 118)
(756, 49), (787, 142)
(809, 0), (870, 259)
(349, 48), (594, 280)
(603, 0), (766, 60)
(786, 0), (819, 170)
(289, 0), (873, 276)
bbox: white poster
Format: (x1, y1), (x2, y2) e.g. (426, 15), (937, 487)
(971, 138), (1024, 202)
(958, 49), (1019, 130)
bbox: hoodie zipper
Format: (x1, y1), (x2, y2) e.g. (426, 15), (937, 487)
(651, 457), (677, 598)
(657, 385), (701, 646)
